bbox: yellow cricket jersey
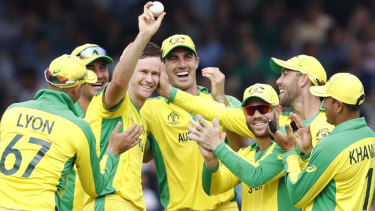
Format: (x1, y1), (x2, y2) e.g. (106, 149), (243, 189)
(60, 103), (86, 211)
(203, 142), (299, 210)
(283, 118), (375, 210)
(141, 86), (238, 210)
(83, 89), (148, 210)
(0, 90), (118, 211)
(168, 88), (290, 139)
(279, 107), (334, 147)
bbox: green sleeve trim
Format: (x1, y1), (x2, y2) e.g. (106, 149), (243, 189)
(214, 142), (285, 188)
(148, 132), (170, 208)
(104, 151), (117, 159)
(225, 95), (242, 108)
(97, 153), (119, 196)
(202, 163), (219, 195)
(99, 117), (123, 158)
(168, 88), (178, 102)
(59, 156), (77, 210)
(300, 151), (311, 161)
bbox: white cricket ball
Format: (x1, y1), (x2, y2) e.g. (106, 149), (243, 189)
(150, 1), (164, 17)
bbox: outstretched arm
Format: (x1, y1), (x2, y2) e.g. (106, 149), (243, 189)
(188, 115), (285, 188)
(157, 67), (255, 140)
(104, 2), (165, 109)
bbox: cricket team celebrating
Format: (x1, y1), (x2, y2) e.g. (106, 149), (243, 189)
(0, 2), (374, 211)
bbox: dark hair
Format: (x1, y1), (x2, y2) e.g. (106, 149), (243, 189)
(343, 102), (362, 112)
(140, 42), (162, 60)
(332, 98), (362, 112)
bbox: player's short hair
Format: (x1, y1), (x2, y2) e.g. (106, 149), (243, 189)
(331, 98), (362, 112)
(140, 42), (162, 60)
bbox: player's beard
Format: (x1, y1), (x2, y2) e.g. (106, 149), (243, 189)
(279, 80), (300, 107)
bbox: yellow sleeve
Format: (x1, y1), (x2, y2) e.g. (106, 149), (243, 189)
(74, 121), (118, 197)
(170, 88), (255, 139)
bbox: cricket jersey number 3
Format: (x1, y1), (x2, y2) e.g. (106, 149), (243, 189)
(0, 134), (52, 178)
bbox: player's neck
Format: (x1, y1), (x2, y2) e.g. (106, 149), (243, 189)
(77, 96), (92, 113)
(128, 91), (146, 110)
(293, 94), (321, 120)
(181, 84), (199, 96)
(255, 137), (272, 152)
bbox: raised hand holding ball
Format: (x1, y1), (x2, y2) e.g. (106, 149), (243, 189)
(150, 1), (164, 17)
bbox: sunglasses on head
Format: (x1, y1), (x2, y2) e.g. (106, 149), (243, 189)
(243, 104), (273, 116)
(78, 46), (107, 58)
(44, 68), (86, 86)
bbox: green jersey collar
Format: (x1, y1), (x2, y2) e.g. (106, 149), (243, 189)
(34, 89), (79, 117)
(330, 117), (367, 135)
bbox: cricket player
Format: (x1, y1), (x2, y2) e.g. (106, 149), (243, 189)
(60, 43), (113, 210)
(0, 54), (141, 210)
(272, 73), (375, 210)
(186, 83), (300, 210)
(83, 2), (165, 210)
(270, 55), (334, 148)
(141, 34), (241, 210)
(159, 55), (334, 153)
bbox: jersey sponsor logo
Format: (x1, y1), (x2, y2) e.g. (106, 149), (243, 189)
(167, 112), (180, 125)
(277, 154), (283, 159)
(248, 185), (263, 194)
(315, 128), (330, 141)
(178, 132), (192, 142)
(16, 113), (55, 134)
(349, 144), (375, 165)
(305, 165), (317, 172)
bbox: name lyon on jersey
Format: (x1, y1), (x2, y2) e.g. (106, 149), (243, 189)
(16, 113), (55, 134)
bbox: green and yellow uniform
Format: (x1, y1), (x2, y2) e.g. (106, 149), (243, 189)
(283, 118), (375, 210)
(60, 103), (86, 211)
(203, 142), (299, 210)
(169, 88), (334, 147)
(0, 90), (118, 210)
(83, 88), (148, 210)
(167, 88), (331, 209)
(279, 107), (334, 147)
(141, 86), (238, 210)
(168, 88), (290, 139)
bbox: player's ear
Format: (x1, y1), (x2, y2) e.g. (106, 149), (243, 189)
(195, 56), (200, 68)
(299, 74), (310, 87)
(72, 84), (84, 98)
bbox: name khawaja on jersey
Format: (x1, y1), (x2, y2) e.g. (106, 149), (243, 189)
(349, 144), (375, 165)
(16, 113), (55, 134)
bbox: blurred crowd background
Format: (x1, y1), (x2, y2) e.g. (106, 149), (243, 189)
(1, 0), (375, 210)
